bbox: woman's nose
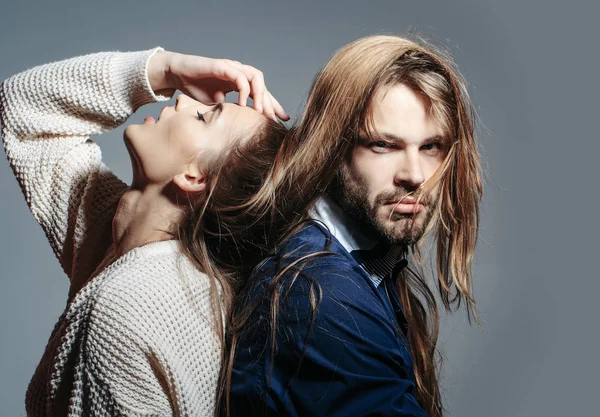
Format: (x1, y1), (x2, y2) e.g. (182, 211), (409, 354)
(175, 94), (198, 110)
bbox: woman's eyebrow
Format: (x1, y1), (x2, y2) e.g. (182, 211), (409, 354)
(212, 103), (224, 121)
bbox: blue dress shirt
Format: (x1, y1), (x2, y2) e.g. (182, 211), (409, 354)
(228, 198), (427, 416)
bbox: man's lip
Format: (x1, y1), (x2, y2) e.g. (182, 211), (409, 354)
(389, 202), (425, 214)
(399, 196), (416, 204)
(385, 196), (424, 205)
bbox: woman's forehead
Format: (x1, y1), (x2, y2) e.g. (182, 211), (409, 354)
(220, 102), (267, 134)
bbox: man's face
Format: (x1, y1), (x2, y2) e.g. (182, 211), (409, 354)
(332, 83), (447, 246)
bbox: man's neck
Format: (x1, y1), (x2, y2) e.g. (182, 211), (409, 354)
(312, 195), (382, 253)
(112, 186), (180, 256)
(313, 196), (407, 287)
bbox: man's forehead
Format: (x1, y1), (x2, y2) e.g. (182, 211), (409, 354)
(367, 84), (445, 139)
(370, 83), (429, 115)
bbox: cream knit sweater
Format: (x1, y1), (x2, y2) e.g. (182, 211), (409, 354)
(1, 49), (222, 416)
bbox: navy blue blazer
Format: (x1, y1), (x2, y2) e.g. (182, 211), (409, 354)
(228, 222), (427, 416)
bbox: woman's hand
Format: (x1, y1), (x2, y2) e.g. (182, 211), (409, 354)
(148, 51), (289, 121)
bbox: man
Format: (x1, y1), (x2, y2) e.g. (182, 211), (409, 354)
(227, 35), (482, 417)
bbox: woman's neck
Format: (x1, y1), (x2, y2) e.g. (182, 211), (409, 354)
(112, 185), (181, 256)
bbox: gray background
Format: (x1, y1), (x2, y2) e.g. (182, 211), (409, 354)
(0, 0), (597, 415)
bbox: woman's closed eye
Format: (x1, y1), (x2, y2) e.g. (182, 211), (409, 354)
(197, 111), (206, 122)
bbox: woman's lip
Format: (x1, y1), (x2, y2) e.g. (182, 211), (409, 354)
(144, 116), (155, 124)
(388, 202), (425, 214)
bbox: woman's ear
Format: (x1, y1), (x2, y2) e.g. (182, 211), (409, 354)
(173, 171), (207, 194)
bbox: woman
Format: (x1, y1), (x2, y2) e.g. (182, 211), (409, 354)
(0, 47), (288, 416)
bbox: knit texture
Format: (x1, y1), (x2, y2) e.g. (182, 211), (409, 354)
(1, 49), (222, 416)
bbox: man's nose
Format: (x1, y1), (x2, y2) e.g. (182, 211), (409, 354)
(394, 149), (425, 190)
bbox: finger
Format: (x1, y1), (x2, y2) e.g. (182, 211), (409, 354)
(244, 65), (266, 114)
(236, 75), (251, 107)
(224, 59), (243, 67)
(262, 90), (276, 121)
(269, 93), (290, 121)
(228, 62), (266, 113)
(213, 61), (251, 106)
(212, 90), (226, 103)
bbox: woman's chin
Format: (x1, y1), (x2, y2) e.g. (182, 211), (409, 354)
(123, 124), (152, 155)
(122, 131), (143, 180)
(129, 171), (146, 189)
(123, 124), (142, 143)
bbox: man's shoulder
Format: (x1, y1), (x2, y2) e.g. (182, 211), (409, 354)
(251, 223), (394, 345)
(254, 222), (369, 292)
(278, 221), (346, 257)
(271, 221), (355, 270)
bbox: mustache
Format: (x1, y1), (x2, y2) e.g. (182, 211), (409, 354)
(375, 190), (433, 206)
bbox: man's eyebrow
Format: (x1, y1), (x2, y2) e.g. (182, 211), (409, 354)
(379, 132), (446, 144)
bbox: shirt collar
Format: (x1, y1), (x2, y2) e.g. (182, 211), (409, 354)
(311, 196), (380, 253)
(312, 196), (406, 287)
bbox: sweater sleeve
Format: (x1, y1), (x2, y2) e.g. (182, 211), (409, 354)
(0, 49), (167, 284)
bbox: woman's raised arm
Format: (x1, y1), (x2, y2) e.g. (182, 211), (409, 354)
(0, 49), (167, 289)
(0, 48), (288, 293)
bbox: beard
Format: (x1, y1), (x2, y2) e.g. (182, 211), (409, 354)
(330, 164), (436, 246)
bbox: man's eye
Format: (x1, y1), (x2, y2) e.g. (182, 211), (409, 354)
(197, 111), (206, 122)
(421, 142), (442, 154)
(369, 141), (389, 148)
(368, 141), (393, 153)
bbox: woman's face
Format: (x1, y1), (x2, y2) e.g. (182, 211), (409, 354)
(124, 94), (266, 189)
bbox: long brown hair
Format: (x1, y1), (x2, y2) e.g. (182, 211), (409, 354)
(192, 35), (482, 417)
(289, 36), (481, 416)
(177, 118), (289, 346)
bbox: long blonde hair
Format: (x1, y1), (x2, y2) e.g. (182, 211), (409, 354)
(300, 35), (482, 416)
(192, 35), (482, 417)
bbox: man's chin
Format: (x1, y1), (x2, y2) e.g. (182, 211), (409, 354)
(377, 215), (426, 245)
